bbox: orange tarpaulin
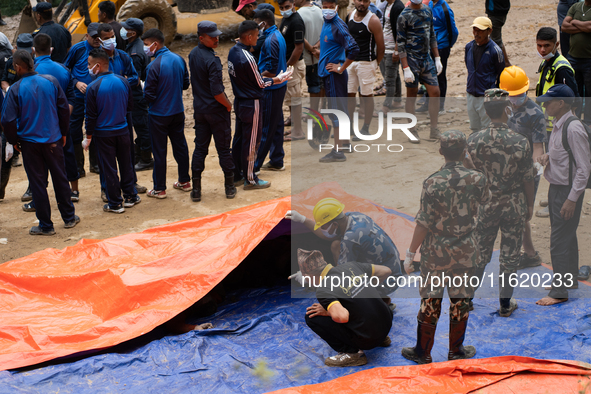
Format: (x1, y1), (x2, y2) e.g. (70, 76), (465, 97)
(0, 182), (416, 371)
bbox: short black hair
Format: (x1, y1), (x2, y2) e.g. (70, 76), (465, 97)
(277, 0), (292, 4)
(536, 27), (557, 42)
(441, 146), (465, 161)
(322, 0), (337, 4)
(88, 48), (110, 63)
(37, 9), (52, 21)
(238, 20), (259, 37)
(97, 23), (114, 36)
(98, 1), (116, 19)
(13, 49), (34, 70)
(141, 28), (165, 44)
(33, 33), (52, 54)
(484, 101), (509, 120)
(254, 9), (275, 26)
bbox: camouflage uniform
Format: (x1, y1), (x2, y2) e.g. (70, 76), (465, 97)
(468, 89), (535, 302)
(396, 5), (438, 88)
(415, 130), (490, 324)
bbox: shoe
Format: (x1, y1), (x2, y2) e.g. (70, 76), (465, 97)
(401, 321), (436, 364)
(427, 128), (441, 141)
(261, 162), (285, 171)
(324, 351), (367, 367)
(21, 187), (33, 202)
(518, 252), (542, 269)
(234, 176), (245, 185)
(134, 154), (154, 172)
(71, 190), (80, 203)
(173, 181), (192, 192)
(468, 300), (474, 311)
(101, 188), (108, 203)
(12, 155), (22, 167)
(539, 199), (548, 207)
(380, 336), (392, 347)
(89, 165), (100, 174)
(191, 177), (201, 202)
(578, 265), (591, 281)
(340, 143), (354, 154)
(499, 298), (518, 317)
(147, 189), (167, 199)
(135, 183), (147, 194)
(224, 175), (237, 199)
(0, 19), (6, 26)
(409, 130), (421, 144)
(124, 195), (141, 208)
(103, 203), (125, 214)
(536, 207), (549, 218)
(244, 179), (271, 190)
(448, 319), (476, 361)
(78, 168), (86, 178)
(22, 202), (35, 212)
(416, 101), (429, 113)
(319, 150), (346, 163)
(29, 226), (55, 236)
(64, 215), (80, 229)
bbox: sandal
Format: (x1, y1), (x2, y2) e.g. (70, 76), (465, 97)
(375, 87), (387, 96)
(284, 116), (292, 127)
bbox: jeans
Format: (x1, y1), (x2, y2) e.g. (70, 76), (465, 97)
(569, 56), (591, 123)
(382, 53), (402, 109)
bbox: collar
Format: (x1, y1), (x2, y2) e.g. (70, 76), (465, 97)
(552, 110), (575, 131)
(198, 42), (215, 53)
(85, 40), (96, 51)
(41, 21), (55, 26)
(320, 264), (333, 278)
(154, 47), (168, 57)
(546, 51), (560, 65)
(264, 25), (278, 35)
(34, 55), (51, 63)
(22, 71), (38, 78)
(96, 71), (113, 77)
(442, 161), (464, 169)
(108, 50), (119, 59)
(236, 41), (251, 50)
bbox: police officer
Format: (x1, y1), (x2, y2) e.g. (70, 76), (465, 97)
(83, 48), (140, 214)
(142, 28), (191, 199)
(401, 130), (489, 365)
(32, 2), (72, 64)
(466, 88), (535, 317)
(121, 18), (153, 172)
(98, 1), (126, 51)
(1, 50), (79, 235)
(189, 21), (236, 202)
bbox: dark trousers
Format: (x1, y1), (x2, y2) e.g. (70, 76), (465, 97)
(233, 98), (262, 185)
(560, 29), (572, 61)
(548, 184), (584, 299)
(569, 57), (591, 123)
(323, 72), (349, 128)
(21, 140), (75, 230)
(63, 131), (79, 182)
(148, 112), (190, 191)
(95, 134), (137, 208)
(98, 123), (137, 191)
(0, 133), (13, 199)
(437, 47), (450, 105)
(192, 111), (235, 178)
(132, 93), (151, 153)
(254, 85), (287, 172)
(70, 95), (85, 143)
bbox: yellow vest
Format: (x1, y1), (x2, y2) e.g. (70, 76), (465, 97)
(536, 54), (575, 132)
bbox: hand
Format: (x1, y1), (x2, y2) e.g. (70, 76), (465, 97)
(4, 143), (13, 162)
(392, 52), (400, 62)
(311, 47), (320, 59)
(285, 210), (306, 223)
(76, 82), (87, 94)
(326, 63), (342, 74)
(537, 154), (549, 167)
(82, 137), (91, 151)
(277, 65), (294, 83)
(435, 56), (443, 75)
(62, 136), (67, 147)
(226, 104), (232, 112)
(560, 199), (576, 221)
(306, 303), (329, 318)
(527, 205), (534, 222)
(288, 271), (303, 285)
(403, 67), (415, 83)
(403, 248), (416, 275)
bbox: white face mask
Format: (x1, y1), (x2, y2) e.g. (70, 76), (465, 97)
(281, 7), (293, 17)
(100, 37), (117, 51)
(537, 43), (557, 61)
(321, 222), (338, 239)
(88, 63), (100, 76)
(509, 93), (527, 107)
(143, 43), (156, 57)
(120, 27), (128, 41)
(322, 8), (337, 19)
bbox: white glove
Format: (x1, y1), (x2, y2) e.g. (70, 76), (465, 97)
(403, 67), (415, 84)
(82, 137), (91, 151)
(5, 143), (13, 162)
(403, 248), (416, 275)
(435, 56), (443, 75)
(285, 210), (306, 223)
(288, 271), (303, 285)
(277, 65), (294, 83)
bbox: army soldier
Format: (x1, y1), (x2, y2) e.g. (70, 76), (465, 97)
(401, 130), (489, 365)
(466, 89), (535, 317)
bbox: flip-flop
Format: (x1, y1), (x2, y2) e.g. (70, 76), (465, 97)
(375, 87), (387, 96)
(284, 130), (291, 136)
(284, 116), (292, 127)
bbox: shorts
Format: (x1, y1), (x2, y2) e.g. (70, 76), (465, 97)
(487, 13), (507, 47)
(405, 56), (438, 89)
(347, 60), (378, 96)
(285, 59), (306, 107)
(305, 64), (323, 94)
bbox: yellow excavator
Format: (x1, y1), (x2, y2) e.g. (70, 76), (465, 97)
(17, 0), (280, 46)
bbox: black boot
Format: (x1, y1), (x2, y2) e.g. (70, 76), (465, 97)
(74, 142), (86, 177)
(448, 319), (476, 360)
(191, 177), (201, 202)
(225, 174), (236, 199)
(134, 150), (154, 172)
(401, 321), (436, 364)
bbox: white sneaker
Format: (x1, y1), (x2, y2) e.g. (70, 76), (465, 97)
(324, 351), (367, 367)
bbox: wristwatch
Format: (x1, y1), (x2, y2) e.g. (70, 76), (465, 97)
(337, 66), (342, 73)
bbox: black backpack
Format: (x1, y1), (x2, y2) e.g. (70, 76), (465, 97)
(561, 115), (591, 189)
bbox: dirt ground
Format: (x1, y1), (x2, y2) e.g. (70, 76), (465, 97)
(0, 0), (589, 267)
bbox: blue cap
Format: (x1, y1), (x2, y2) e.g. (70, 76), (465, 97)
(87, 22), (100, 37)
(197, 21), (222, 37)
(32, 2), (52, 12)
(256, 3), (276, 13)
(537, 84), (575, 104)
(122, 18), (144, 34)
(17, 33), (33, 53)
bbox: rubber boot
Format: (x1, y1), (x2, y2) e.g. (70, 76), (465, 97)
(191, 177), (201, 202)
(74, 142), (86, 177)
(448, 319), (476, 360)
(224, 174), (236, 199)
(135, 150), (154, 172)
(401, 321), (436, 364)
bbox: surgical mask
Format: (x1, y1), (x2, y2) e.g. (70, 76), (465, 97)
(88, 64), (99, 76)
(281, 7), (293, 18)
(144, 43), (155, 57)
(100, 37), (117, 51)
(410, 0), (422, 4)
(537, 44), (557, 61)
(321, 223), (338, 239)
(509, 93), (527, 107)
(120, 27), (128, 41)
(322, 9), (337, 19)
(505, 106), (514, 119)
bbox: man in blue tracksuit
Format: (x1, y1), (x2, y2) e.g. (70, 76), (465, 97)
(64, 22), (102, 176)
(142, 28), (191, 199)
(254, 9), (288, 175)
(84, 48), (140, 213)
(318, 0), (359, 163)
(228, 21), (290, 190)
(2, 50), (79, 235)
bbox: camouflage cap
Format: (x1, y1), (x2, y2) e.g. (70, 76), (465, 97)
(297, 249), (328, 277)
(440, 130), (466, 149)
(484, 88), (510, 103)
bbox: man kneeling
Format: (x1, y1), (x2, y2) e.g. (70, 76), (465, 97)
(300, 248), (392, 367)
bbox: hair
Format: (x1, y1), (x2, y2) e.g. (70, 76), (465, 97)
(484, 101), (509, 120)
(33, 33), (52, 54)
(98, 1), (116, 19)
(238, 20), (259, 37)
(537, 27), (557, 42)
(255, 9), (275, 26)
(141, 28), (165, 44)
(277, 0), (292, 5)
(88, 48), (110, 63)
(37, 9), (52, 22)
(13, 50), (34, 70)
(322, 0), (337, 4)
(441, 146), (465, 161)
(97, 23), (114, 36)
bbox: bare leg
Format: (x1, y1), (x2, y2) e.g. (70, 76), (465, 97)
(425, 84), (440, 132)
(291, 104), (304, 138)
(70, 180), (78, 193)
(522, 221), (536, 256)
(361, 94), (374, 127)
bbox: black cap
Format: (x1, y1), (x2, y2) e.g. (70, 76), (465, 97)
(122, 18), (144, 34)
(17, 34), (34, 53)
(197, 21), (222, 37)
(256, 3), (276, 13)
(87, 22), (100, 37)
(537, 84), (575, 105)
(32, 2), (52, 12)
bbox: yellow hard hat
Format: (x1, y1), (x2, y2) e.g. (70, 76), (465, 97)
(312, 198), (345, 230)
(499, 66), (530, 96)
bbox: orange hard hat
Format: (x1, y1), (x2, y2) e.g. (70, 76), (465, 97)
(499, 66), (530, 96)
